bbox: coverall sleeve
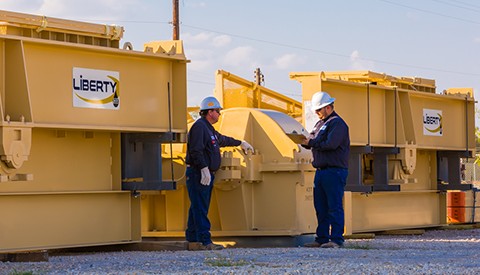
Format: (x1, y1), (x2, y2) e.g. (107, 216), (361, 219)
(308, 119), (347, 151)
(215, 131), (242, 147)
(188, 122), (208, 169)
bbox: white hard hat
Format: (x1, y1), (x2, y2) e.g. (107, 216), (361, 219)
(311, 91), (335, 112)
(200, 96), (222, 111)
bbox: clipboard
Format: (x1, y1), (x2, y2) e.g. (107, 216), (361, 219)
(286, 133), (307, 144)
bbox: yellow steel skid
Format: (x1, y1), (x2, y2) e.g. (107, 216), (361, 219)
(0, 10), (187, 252)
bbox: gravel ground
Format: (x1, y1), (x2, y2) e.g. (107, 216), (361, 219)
(1, 228), (480, 274)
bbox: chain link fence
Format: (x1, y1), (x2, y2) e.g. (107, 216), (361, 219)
(462, 156), (480, 188)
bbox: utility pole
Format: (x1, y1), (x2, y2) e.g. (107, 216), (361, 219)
(254, 68), (264, 86)
(172, 0), (179, 40)
(253, 68), (265, 108)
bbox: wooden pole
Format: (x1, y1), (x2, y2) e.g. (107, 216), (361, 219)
(172, 0), (179, 39)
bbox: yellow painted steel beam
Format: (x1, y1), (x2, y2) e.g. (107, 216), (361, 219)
(0, 192), (140, 252)
(215, 70), (302, 119)
(0, 9), (124, 40)
(345, 191), (447, 233)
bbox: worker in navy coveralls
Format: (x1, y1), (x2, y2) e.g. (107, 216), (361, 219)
(185, 96), (254, 250)
(302, 91), (350, 249)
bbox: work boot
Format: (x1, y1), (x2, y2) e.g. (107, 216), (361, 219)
(187, 242), (204, 251)
(303, 241), (324, 248)
(203, 243), (224, 250)
(320, 241), (343, 248)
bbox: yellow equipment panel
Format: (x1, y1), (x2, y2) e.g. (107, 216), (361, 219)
(290, 71), (475, 151)
(0, 10), (187, 252)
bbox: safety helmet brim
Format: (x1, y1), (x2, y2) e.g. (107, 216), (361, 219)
(200, 96), (223, 111)
(311, 98), (335, 112)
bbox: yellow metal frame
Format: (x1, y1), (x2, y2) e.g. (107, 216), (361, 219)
(0, 10), (124, 48)
(0, 10), (188, 252)
(214, 69), (302, 120)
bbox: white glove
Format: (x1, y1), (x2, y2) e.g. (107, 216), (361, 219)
(240, 140), (254, 154)
(200, 167), (211, 186)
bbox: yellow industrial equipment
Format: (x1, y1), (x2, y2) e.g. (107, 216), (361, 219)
(143, 69), (475, 239)
(3, 9), (474, 253)
(290, 70), (475, 232)
(143, 107), (317, 237)
(215, 69), (303, 120)
(0, 10), (187, 252)
(141, 71), (315, 238)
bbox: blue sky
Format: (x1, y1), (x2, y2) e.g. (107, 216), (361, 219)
(1, 0), (480, 116)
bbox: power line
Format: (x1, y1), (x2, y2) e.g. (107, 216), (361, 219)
(182, 24), (480, 77)
(449, 0), (480, 9)
(431, 0), (480, 13)
(189, 69), (214, 77)
(188, 79), (214, 85)
(182, 24), (349, 59)
(379, 0), (480, 24)
(76, 18), (170, 24)
(79, 9), (480, 78)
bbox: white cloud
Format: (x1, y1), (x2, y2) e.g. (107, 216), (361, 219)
(187, 48), (214, 71)
(349, 50), (375, 70)
(223, 46), (255, 66)
(187, 48), (213, 59)
(474, 38), (480, 44)
(183, 32), (214, 45)
(32, 0), (142, 21)
(0, 0), (130, 22)
(183, 32), (231, 48)
(183, 33), (223, 71)
(274, 53), (305, 69)
(350, 50), (361, 60)
(0, 0), (43, 13)
(189, 59), (212, 71)
(212, 35), (231, 47)
(38, 0), (67, 13)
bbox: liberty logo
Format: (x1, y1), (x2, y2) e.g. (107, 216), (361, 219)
(423, 109), (442, 136)
(73, 68), (120, 110)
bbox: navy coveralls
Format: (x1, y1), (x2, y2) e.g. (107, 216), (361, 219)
(185, 117), (241, 245)
(306, 111), (350, 246)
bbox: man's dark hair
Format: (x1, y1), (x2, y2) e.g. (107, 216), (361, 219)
(199, 109), (209, 117)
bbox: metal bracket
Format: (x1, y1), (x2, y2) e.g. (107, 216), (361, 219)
(437, 150), (472, 191)
(122, 180), (176, 191)
(346, 146), (373, 192)
(372, 147), (400, 191)
(121, 133), (177, 191)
